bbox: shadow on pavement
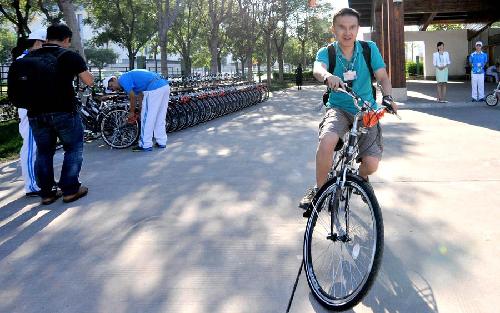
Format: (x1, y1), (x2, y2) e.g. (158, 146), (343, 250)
(413, 106), (500, 132)
(0, 86), (467, 312)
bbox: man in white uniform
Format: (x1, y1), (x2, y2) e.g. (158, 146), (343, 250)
(103, 70), (170, 151)
(17, 29), (46, 196)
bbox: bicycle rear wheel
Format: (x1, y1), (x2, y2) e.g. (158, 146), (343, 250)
(303, 174), (383, 311)
(100, 109), (139, 149)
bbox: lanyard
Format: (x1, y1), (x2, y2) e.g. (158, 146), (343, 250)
(335, 42), (357, 72)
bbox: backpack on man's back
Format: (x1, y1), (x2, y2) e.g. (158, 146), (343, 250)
(8, 48), (67, 110)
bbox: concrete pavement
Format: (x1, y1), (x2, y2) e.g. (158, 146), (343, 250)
(0, 85), (499, 313)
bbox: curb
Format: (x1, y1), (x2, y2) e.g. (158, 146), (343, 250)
(397, 101), (486, 110)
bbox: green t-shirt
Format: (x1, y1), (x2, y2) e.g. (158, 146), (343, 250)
(315, 41), (386, 114)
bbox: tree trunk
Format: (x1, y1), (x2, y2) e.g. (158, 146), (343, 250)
(160, 38), (168, 76)
(265, 35), (272, 88)
(57, 0), (85, 60)
(246, 48), (253, 81)
(208, 34), (219, 74)
(128, 47), (135, 70)
(217, 48), (222, 73)
(257, 62), (261, 82)
(275, 43), (284, 83)
(300, 40), (306, 67)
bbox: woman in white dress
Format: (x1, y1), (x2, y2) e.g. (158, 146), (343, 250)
(433, 42), (451, 102)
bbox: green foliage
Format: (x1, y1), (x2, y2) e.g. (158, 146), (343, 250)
(427, 24), (464, 31)
(85, 46), (118, 69)
(0, 119), (22, 160)
(406, 61), (424, 76)
(85, 0), (157, 68)
(0, 27), (16, 63)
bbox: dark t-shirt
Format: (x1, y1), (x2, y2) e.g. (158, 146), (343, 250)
(29, 44), (87, 115)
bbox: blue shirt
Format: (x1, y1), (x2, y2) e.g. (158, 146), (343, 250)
(118, 69), (169, 95)
(316, 41), (385, 114)
(469, 51), (488, 74)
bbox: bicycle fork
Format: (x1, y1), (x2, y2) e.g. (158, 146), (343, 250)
(326, 183), (352, 243)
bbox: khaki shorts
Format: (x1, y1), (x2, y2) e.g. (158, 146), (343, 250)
(318, 108), (383, 160)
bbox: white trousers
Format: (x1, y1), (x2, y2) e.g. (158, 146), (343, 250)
(18, 108), (40, 193)
(139, 85), (170, 148)
(471, 73), (485, 100)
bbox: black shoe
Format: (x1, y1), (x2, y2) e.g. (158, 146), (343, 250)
(25, 190), (41, 197)
(299, 187), (318, 211)
(132, 145), (153, 152)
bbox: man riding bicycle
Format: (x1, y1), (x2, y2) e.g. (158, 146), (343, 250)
(299, 8), (398, 210)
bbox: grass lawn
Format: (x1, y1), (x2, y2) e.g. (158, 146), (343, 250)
(0, 119), (21, 161)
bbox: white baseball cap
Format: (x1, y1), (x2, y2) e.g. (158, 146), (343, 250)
(102, 76), (117, 93)
(28, 29), (47, 41)
(475, 41), (483, 46)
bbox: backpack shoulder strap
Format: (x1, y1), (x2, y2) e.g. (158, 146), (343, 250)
(359, 40), (374, 81)
(327, 43), (336, 75)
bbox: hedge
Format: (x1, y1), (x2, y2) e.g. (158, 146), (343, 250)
(272, 70), (314, 81)
(406, 61), (424, 76)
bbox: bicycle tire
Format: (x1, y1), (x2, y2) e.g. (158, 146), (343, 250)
(485, 93), (498, 107)
(303, 174), (384, 311)
(100, 109), (139, 149)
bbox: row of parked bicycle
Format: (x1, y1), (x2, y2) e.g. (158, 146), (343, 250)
(77, 80), (269, 149)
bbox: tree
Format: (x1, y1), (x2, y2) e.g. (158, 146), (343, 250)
(170, 0), (206, 76)
(258, 0), (279, 87)
(226, 0), (260, 80)
(37, 0), (63, 24)
(206, 0), (233, 74)
(0, 0), (34, 38)
(86, 0), (157, 70)
(0, 27), (16, 63)
(85, 46), (118, 79)
(156, 0), (182, 76)
(272, 0), (302, 82)
(57, 0), (85, 59)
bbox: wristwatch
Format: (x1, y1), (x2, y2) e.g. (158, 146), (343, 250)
(382, 95), (394, 103)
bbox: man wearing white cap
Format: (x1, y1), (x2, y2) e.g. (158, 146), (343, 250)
(17, 29), (47, 196)
(469, 41), (488, 102)
(103, 70), (170, 152)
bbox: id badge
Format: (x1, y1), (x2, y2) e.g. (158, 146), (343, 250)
(343, 70), (357, 81)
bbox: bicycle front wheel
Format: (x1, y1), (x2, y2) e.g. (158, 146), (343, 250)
(100, 109), (139, 149)
(303, 175), (384, 311)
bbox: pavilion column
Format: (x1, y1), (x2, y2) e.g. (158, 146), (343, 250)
(380, 0), (407, 101)
(389, 0), (407, 100)
(371, 0), (383, 53)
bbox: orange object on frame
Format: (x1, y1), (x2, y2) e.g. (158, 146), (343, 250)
(362, 110), (385, 128)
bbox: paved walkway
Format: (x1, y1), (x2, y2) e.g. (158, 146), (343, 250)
(0, 84), (499, 312)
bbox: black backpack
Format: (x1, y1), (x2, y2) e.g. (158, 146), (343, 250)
(323, 41), (376, 105)
(7, 48), (68, 110)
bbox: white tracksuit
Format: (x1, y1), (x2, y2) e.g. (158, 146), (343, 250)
(471, 73), (485, 101)
(16, 52), (40, 193)
(139, 84), (170, 148)
(18, 108), (40, 193)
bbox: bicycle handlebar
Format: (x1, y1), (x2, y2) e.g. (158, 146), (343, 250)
(332, 84), (401, 119)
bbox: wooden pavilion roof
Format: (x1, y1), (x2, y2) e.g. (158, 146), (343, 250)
(349, 0), (500, 33)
